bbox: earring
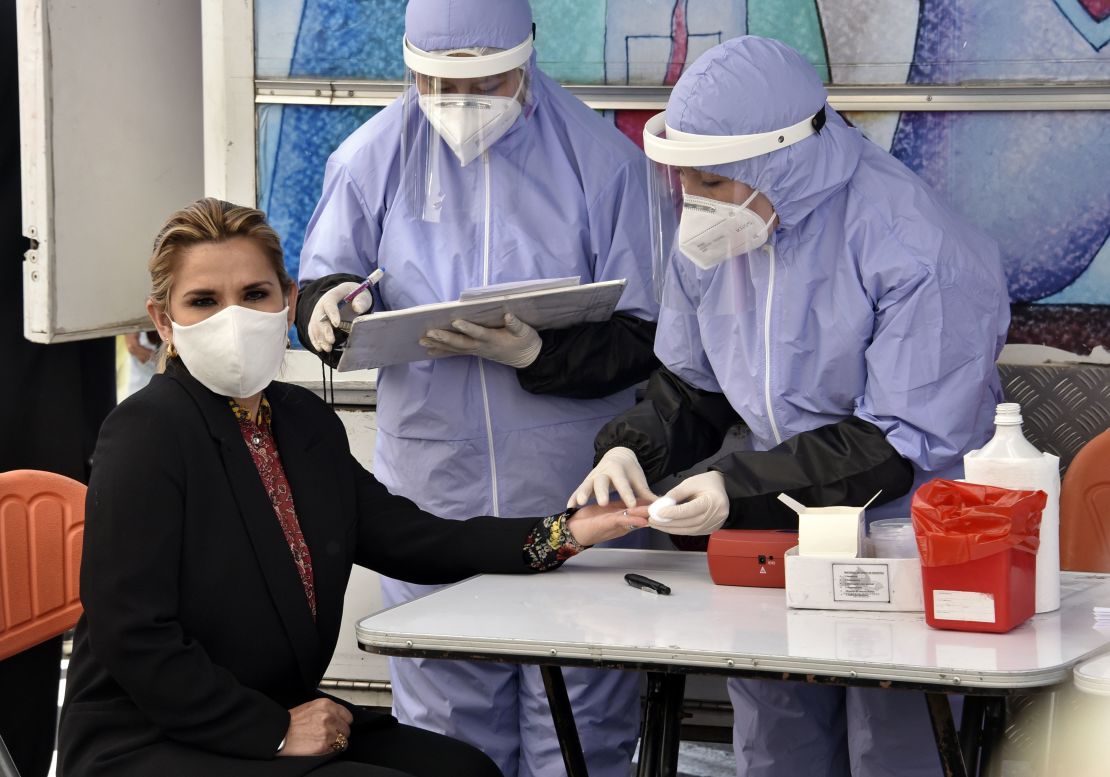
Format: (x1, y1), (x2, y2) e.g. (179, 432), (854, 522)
(166, 341), (177, 358)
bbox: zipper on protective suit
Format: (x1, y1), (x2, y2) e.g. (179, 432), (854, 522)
(477, 150), (501, 516)
(762, 244), (783, 446)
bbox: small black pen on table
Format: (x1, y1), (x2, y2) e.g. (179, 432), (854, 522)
(625, 572), (671, 596)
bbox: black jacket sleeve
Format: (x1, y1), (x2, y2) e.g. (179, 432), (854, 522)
(351, 468), (542, 583)
(593, 367), (741, 482)
(339, 416), (542, 582)
(294, 273), (364, 368)
(712, 416), (916, 529)
(515, 314), (660, 399)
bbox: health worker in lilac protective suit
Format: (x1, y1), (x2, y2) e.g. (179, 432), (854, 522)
(571, 37), (1010, 777)
(293, 2), (659, 776)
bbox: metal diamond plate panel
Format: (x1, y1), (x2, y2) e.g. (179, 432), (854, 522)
(999, 363), (1110, 474)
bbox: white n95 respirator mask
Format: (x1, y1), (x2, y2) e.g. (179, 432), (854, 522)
(171, 305), (289, 398)
(418, 91), (522, 167)
(679, 190), (775, 269)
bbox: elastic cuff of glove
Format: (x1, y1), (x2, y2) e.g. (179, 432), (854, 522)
(508, 337), (543, 369)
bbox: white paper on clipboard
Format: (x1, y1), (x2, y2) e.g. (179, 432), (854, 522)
(336, 279), (627, 372)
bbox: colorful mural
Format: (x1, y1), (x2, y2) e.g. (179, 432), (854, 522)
(257, 0), (1110, 83)
(256, 0), (1110, 350)
(258, 104), (381, 283)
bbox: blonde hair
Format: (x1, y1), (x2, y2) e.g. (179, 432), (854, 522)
(148, 198), (292, 370)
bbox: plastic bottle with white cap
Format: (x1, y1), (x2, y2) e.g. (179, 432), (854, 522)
(964, 402), (1060, 612)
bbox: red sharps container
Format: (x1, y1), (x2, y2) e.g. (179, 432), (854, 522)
(911, 479), (1046, 633)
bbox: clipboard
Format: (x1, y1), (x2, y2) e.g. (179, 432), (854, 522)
(336, 279), (627, 371)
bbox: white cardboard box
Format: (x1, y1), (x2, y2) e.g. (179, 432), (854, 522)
(778, 493), (878, 558)
(785, 547), (925, 612)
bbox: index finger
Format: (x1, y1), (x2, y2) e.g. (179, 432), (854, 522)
(614, 479), (639, 510)
(450, 319), (486, 338)
(325, 303), (342, 328)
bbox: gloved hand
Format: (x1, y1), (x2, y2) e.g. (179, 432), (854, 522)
(308, 282), (374, 353)
(568, 446), (656, 509)
(420, 313), (542, 368)
(650, 471), (730, 535)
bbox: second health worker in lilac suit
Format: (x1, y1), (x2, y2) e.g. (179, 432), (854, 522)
(574, 36), (1010, 777)
(294, 1), (658, 775)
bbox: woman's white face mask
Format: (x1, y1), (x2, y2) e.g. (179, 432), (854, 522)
(418, 77), (524, 167)
(171, 304), (289, 398)
(679, 189), (775, 269)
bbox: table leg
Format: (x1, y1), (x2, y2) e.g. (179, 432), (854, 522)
(978, 698), (1006, 777)
(637, 674), (665, 777)
(660, 674), (686, 776)
(638, 672), (686, 777)
(539, 665), (590, 777)
(959, 696), (986, 774)
(925, 692), (969, 777)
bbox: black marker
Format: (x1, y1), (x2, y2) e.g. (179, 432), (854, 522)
(624, 573), (671, 596)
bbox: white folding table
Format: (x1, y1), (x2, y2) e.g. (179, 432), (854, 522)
(356, 549), (1110, 777)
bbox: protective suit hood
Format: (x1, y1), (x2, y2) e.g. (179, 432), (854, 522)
(665, 36), (864, 231)
(405, 0), (533, 52)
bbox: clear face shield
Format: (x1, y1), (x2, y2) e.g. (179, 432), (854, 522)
(401, 35), (534, 223)
(642, 110), (820, 304)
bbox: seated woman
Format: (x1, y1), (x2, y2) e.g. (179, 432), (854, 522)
(57, 198), (647, 777)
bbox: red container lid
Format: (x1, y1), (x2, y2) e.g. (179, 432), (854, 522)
(708, 529), (798, 559)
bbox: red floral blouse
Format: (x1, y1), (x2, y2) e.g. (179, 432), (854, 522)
(229, 397), (317, 620)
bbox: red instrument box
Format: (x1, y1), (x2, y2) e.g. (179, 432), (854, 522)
(707, 529), (799, 588)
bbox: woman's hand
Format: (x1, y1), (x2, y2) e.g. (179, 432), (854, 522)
(279, 698), (354, 757)
(566, 502), (650, 547)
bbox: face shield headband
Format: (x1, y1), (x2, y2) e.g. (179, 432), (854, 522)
(642, 108), (824, 167)
(402, 33), (534, 79)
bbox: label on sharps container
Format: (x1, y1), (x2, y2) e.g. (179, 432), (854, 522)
(832, 563), (890, 603)
(932, 590), (996, 623)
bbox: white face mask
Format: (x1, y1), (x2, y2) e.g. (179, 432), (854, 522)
(171, 305), (289, 398)
(679, 190), (775, 269)
(418, 87), (522, 167)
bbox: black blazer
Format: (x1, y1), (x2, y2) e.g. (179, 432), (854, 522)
(58, 362), (541, 777)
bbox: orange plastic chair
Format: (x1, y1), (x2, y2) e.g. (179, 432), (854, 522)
(1060, 429), (1110, 573)
(0, 469), (86, 663)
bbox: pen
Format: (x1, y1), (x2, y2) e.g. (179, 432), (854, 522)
(624, 572), (671, 596)
(337, 268), (385, 311)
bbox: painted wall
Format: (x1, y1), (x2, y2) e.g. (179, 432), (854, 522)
(256, 0), (1110, 351)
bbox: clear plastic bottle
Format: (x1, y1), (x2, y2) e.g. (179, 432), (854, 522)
(970, 403), (1041, 460)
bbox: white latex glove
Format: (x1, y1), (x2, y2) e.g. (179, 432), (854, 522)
(420, 313), (542, 368)
(308, 282), (373, 353)
(650, 471), (730, 536)
(568, 446), (656, 509)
